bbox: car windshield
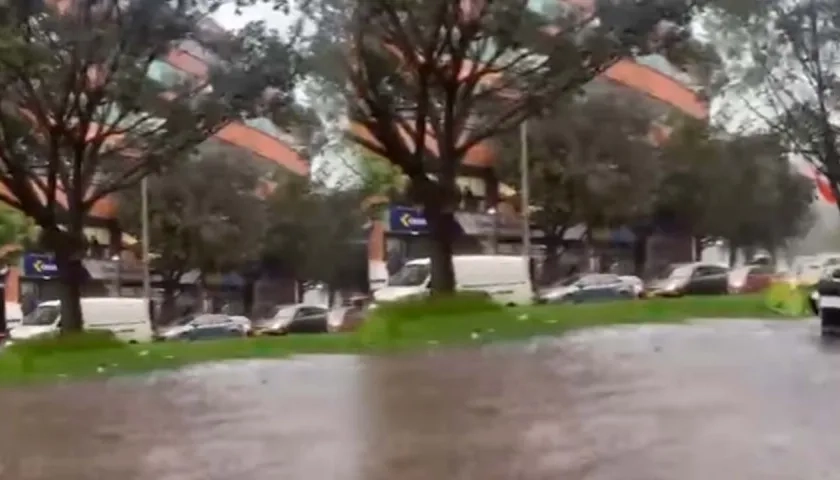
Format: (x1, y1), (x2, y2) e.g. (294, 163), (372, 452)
(191, 314), (229, 326)
(388, 263), (430, 287)
(664, 265), (694, 279)
(174, 314), (197, 326)
(558, 275), (581, 287)
(272, 306), (298, 320)
(22, 305), (60, 326)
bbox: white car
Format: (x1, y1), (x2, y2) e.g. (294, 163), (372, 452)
(255, 305), (329, 335)
(158, 314), (251, 341)
(618, 276), (644, 297)
(540, 274), (634, 304)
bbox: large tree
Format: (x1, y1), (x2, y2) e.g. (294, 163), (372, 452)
(657, 118), (814, 261)
(303, 0), (701, 293)
(496, 92), (659, 284)
(0, 0), (304, 331)
(705, 0), (840, 213)
(117, 145), (267, 323)
(261, 174), (367, 302)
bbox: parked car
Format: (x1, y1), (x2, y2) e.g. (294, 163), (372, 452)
(727, 264), (777, 294)
(647, 263), (729, 297)
(814, 267), (840, 334)
(618, 275), (645, 298)
(158, 314), (249, 342)
(255, 305), (329, 335)
(327, 305), (368, 333)
(539, 273), (635, 304)
(794, 253), (840, 287)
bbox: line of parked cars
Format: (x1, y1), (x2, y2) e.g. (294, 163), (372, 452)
(2, 254), (821, 346)
(536, 261), (781, 304)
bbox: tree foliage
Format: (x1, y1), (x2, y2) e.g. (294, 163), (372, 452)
(496, 91), (659, 283)
(0, 202), (36, 262)
(0, 0), (305, 331)
(658, 118), (814, 252)
(705, 0), (840, 213)
(303, 0), (702, 293)
(261, 175), (367, 293)
(117, 145), (266, 321)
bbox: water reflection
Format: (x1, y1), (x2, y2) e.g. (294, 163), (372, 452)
(1, 319), (840, 479)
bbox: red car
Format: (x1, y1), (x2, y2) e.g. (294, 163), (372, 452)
(727, 265), (777, 294)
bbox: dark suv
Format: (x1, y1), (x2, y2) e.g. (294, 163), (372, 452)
(816, 268), (840, 336)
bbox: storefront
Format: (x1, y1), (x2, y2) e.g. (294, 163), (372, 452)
(376, 205), (543, 280)
(16, 252), (150, 304)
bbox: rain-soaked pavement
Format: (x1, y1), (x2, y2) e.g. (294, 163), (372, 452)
(1, 318), (840, 479)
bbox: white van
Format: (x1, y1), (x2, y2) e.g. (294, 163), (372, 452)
(9, 297), (153, 343)
(372, 255), (533, 306)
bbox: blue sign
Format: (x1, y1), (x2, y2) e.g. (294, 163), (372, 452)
(388, 206), (427, 233)
(22, 253), (59, 278)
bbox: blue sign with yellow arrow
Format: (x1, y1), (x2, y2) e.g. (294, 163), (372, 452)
(22, 253), (59, 278)
(388, 206), (427, 233)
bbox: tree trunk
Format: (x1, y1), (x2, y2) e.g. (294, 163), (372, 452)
(425, 207), (456, 294)
(327, 284), (335, 308)
(693, 237), (703, 261)
(41, 222), (86, 335)
(54, 249), (85, 333)
(632, 231), (649, 278)
(243, 277), (255, 317)
(540, 233), (562, 287)
(160, 279), (179, 325)
(728, 242), (738, 267)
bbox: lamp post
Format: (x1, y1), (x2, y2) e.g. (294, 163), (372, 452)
(111, 254), (122, 297)
(520, 120), (531, 275)
(141, 176), (151, 306)
(487, 206), (499, 254)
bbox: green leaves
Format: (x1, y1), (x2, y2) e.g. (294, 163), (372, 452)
(117, 144), (267, 281)
(0, 0), (306, 240)
(496, 91), (658, 236)
(658, 120), (813, 248)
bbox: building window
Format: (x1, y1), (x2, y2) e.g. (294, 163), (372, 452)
(147, 59), (189, 88)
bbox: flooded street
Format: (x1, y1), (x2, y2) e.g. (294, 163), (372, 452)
(2, 319), (840, 479)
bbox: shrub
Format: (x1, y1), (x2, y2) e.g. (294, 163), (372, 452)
(372, 291), (501, 318)
(359, 292), (508, 346)
(8, 330), (125, 358)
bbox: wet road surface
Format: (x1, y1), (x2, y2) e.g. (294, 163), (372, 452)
(1, 319), (840, 479)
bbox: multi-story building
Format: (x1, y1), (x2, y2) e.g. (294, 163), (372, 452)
(361, 2), (709, 288)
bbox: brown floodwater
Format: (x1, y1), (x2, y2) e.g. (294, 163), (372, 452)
(1, 319), (839, 479)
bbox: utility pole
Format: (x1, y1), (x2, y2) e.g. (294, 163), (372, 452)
(141, 177), (151, 310)
(520, 120), (531, 278)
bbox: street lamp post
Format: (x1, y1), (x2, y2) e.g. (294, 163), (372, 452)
(111, 254), (122, 297)
(487, 206), (499, 254)
(520, 120), (531, 276)
(141, 176), (151, 306)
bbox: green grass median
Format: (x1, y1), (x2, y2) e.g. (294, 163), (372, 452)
(0, 293), (805, 385)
